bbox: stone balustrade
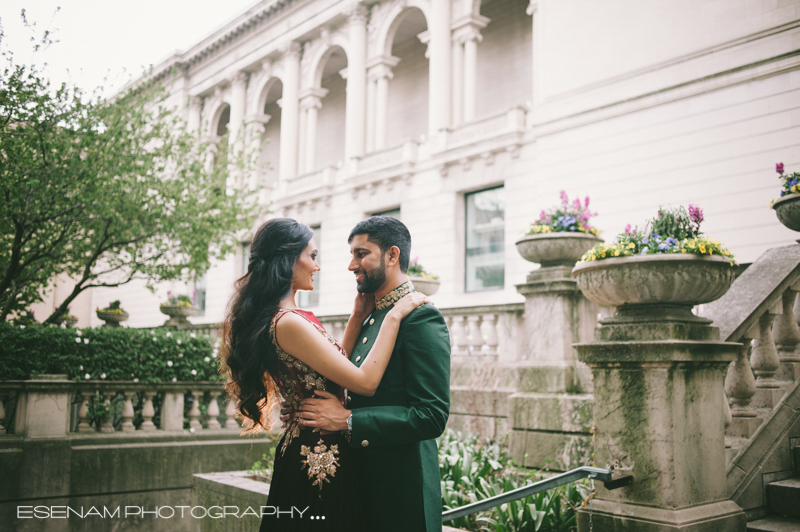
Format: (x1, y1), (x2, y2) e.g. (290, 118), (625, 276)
(442, 106), (527, 150)
(355, 138), (418, 173)
(0, 375), (239, 438)
(706, 250), (800, 444)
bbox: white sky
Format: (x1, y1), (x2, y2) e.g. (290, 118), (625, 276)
(1, 1), (258, 97)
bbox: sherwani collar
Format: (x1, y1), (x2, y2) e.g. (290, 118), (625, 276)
(375, 280), (415, 311)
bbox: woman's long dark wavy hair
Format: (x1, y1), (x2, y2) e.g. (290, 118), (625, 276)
(220, 218), (314, 435)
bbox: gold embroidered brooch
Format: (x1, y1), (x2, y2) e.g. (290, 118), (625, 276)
(300, 439), (340, 489)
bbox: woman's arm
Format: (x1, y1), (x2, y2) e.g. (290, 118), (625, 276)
(275, 293), (428, 396)
(339, 293), (375, 356)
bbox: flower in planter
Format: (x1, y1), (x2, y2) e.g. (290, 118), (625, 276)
(97, 300), (127, 314)
(525, 191), (599, 236)
(163, 291), (197, 308)
(579, 205), (735, 265)
(776, 162), (800, 197)
(13, 309), (38, 325)
(406, 257), (439, 280)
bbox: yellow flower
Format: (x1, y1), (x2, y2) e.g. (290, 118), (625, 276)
(628, 242), (635, 248)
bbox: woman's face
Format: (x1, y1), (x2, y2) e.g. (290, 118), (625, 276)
(292, 238), (320, 292)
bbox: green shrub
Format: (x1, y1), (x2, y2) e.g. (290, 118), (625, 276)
(439, 429), (591, 532)
(0, 323), (220, 383)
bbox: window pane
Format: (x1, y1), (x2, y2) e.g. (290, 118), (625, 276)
(373, 208), (401, 221)
(298, 226), (321, 308)
(465, 187), (505, 292)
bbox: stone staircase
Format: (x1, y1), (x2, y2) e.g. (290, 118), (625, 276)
(746, 444), (800, 531)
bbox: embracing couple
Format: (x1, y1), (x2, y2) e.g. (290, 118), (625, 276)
(221, 215), (451, 532)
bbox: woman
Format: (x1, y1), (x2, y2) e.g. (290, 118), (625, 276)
(220, 218), (428, 531)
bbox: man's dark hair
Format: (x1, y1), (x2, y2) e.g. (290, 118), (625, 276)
(348, 216), (412, 273)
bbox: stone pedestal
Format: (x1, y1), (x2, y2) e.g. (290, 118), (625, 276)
(510, 266), (597, 470)
(575, 310), (745, 532)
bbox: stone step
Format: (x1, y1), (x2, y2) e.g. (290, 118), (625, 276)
(746, 516), (800, 531)
(767, 478), (800, 518)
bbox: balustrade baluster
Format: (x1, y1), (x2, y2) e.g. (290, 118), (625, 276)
(774, 286), (800, 382)
(76, 392), (93, 432)
(140, 391), (157, 431)
(468, 315), (484, 354)
(207, 391), (222, 429)
(751, 303), (784, 409)
(120, 390), (136, 432)
(452, 316), (469, 355)
(725, 332), (763, 438)
(224, 396), (239, 429)
(483, 314), (499, 356)
(444, 317), (454, 348)
(189, 390), (203, 430)
(99, 391), (115, 433)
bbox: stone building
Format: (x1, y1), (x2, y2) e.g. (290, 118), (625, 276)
(51, 0), (796, 329)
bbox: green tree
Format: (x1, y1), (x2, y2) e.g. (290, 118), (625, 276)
(0, 16), (262, 324)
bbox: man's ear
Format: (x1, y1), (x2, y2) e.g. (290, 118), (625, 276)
(385, 246), (401, 268)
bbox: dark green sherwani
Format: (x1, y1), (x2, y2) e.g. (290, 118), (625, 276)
(347, 280), (451, 532)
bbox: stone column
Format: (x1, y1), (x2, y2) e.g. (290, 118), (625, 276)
(365, 75), (376, 153)
(345, 3), (369, 159)
(367, 56), (399, 151)
(527, 2), (539, 112)
(509, 265), (598, 470)
(575, 303), (744, 530)
(452, 15), (488, 124)
(428, 0), (452, 135)
(279, 41), (301, 181)
(451, 40), (464, 126)
(299, 88), (328, 174)
(229, 72), (248, 156)
(21, 375), (72, 437)
(187, 96), (203, 135)
(244, 113), (271, 190)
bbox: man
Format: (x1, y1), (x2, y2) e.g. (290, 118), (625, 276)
(297, 216), (451, 531)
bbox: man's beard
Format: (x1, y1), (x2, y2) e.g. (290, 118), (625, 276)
(356, 256), (387, 294)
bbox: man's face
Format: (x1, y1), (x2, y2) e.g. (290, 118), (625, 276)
(349, 234), (387, 294)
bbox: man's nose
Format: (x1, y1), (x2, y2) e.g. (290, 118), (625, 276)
(348, 258), (358, 271)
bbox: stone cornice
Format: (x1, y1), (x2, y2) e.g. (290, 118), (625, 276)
(128, 0), (303, 89)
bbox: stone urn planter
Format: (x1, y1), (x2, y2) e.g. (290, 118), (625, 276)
(772, 194), (800, 232)
(96, 310), (129, 327)
(572, 254), (736, 319)
(410, 277), (440, 296)
(160, 304), (198, 329)
(516, 233), (603, 267)
(61, 316), (79, 328)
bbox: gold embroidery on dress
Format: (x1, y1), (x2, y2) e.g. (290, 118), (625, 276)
(300, 439), (340, 490)
(269, 309), (347, 459)
(375, 280), (415, 311)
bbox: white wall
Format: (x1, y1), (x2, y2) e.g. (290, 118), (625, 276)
(316, 71), (347, 168)
(476, 0), (532, 117)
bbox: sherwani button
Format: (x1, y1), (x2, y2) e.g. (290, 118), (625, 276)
(346, 395), (351, 403)
(369, 319), (375, 325)
(362, 337), (368, 344)
(355, 356), (362, 362)
(361, 440), (369, 447)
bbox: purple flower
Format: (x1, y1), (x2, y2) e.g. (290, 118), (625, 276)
(539, 209), (547, 221)
(584, 196), (590, 208)
(777, 162), (785, 175)
(624, 224), (632, 234)
(560, 190), (569, 206)
(688, 204), (704, 225)
(573, 198), (582, 210)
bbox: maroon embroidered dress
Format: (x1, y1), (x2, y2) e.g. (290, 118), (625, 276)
(259, 309), (369, 532)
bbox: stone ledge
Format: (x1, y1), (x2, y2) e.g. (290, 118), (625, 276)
(508, 392), (593, 433)
(577, 499), (745, 531)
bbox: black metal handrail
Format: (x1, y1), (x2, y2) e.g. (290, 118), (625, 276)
(441, 466), (632, 522)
